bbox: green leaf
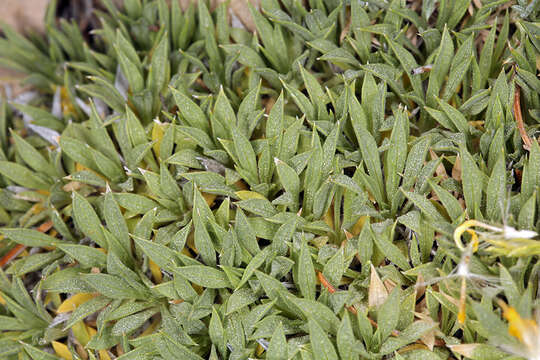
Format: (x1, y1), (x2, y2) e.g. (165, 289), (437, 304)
(353, 126), (385, 205)
(386, 37), (423, 101)
(429, 180), (464, 221)
(232, 127), (258, 184)
(337, 312), (356, 360)
(112, 308), (157, 336)
(11, 131), (56, 176)
(115, 193), (159, 214)
(385, 108), (409, 212)
(236, 247), (268, 289)
(479, 23), (496, 84)
(173, 265), (231, 288)
(377, 286), (401, 341)
(518, 191), (536, 230)
(297, 237), (316, 300)
(148, 34), (170, 95)
(209, 307), (226, 357)
(372, 227), (411, 270)
(486, 153), (506, 221)
(193, 214), (216, 266)
(379, 320), (437, 355)
(72, 192), (107, 248)
(21, 343), (61, 360)
(236, 198), (276, 217)
(103, 190), (131, 255)
(266, 92), (284, 142)
(114, 31), (144, 92)
(442, 35), (474, 101)
(0, 161), (51, 190)
(133, 236), (176, 271)
(460, 145), (483, 219)
(308, 318), (339, 360)
(234, 208), (260, 256)
(1, 228), (60, 247)
(170, 87), (209, 132)
(57, 243), (107, 268)
(157, 331), (204, 360)
(82, 273), (145, 299)
(267, 322), (287, 360)
(64, 296), (110, 330)
(226, 288), (258, 315)
(427, 25), (454, 106)
(275, 158), (300, 211)
(436, 98), (469, 134)
(402, 190), (446, 223)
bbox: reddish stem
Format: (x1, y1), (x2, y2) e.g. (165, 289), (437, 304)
(514, 84), (532, 151)
(0, 244), (26, 267)
(0, 220), (53, 267)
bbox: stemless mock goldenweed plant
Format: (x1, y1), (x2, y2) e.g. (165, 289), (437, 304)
(0, 0), (538, 359)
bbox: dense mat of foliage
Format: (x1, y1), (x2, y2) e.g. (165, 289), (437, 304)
(0, 0), (539, 359)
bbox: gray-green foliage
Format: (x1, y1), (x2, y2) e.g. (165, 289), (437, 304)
(0, 0), (539, 359)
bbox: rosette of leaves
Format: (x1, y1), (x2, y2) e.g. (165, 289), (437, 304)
(0, 0), (539, 360)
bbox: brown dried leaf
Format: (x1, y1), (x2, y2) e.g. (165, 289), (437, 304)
(175, 0), (259, 31)
(514, 84), (533, 151)
(452, 155), (462, 181)
(368, 264), (388, 308)
(415, 273), (426, 300)
(448, 343), (480, 357)
(430, 150), (448, 180)
(228, 0), (259, 32)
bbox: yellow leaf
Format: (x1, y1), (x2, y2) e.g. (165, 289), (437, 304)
(323, 204), (334, 229)
(140, 318), (161, 337)
(234, 180), (248, 190)
(44, 292), (54, 306)
(57, 293), (96, 313)
(86, 325), (97, 337)
(99, 350), (112, 360)
(203, 192), (217, 206)
(72, 321), (92, 346)
(350, 215), (368, 236)
(235, 190), (266, 200)
(149, 259), (163, 283)
(60, 86), (77, 117)
(75, 163), (91, 172)
(152, 121), (165, 158)
(256, 343), (264, 356)
(52, 341), (73, 360)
